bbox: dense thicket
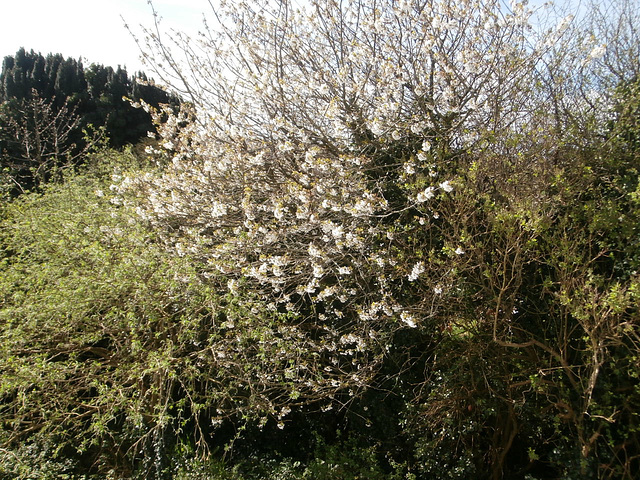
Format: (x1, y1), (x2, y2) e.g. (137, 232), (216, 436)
(0, 48), (179, 192)
(1, 1), (639, 479)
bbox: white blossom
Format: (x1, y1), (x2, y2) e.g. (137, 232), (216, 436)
(408, 261), (425, 281)
(308, 244), (323, 258)
(211, 201), (228, 218)
(416, 187), (436, 203)
(439, 180), (454, 193)
(585, 44), (607, 65)
(400, 312), (417, 328)
(312, 264), (324, 278)
(274, 204), (285, 220)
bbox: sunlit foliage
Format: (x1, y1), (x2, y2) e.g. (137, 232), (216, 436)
(1, 0), (639, 478)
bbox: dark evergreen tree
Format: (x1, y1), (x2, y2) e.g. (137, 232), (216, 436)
(43, 53), (64, 99)
(0, 48), (181, 192)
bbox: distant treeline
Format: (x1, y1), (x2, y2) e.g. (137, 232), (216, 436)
(0, 48), (180, 191)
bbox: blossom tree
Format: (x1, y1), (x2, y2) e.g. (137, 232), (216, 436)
(112, 0), (640, 475)
(121, 0), (574, 418)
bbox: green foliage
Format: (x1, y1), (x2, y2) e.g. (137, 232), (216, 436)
(164, 433), (413, 480)
(0, 150), (407, 479)
(1, 3), (640, 480)
(0, 150), (236, 477)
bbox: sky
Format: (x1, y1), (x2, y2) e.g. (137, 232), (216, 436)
(0, 0), (209, 74)
(0, 0), (593, 77)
